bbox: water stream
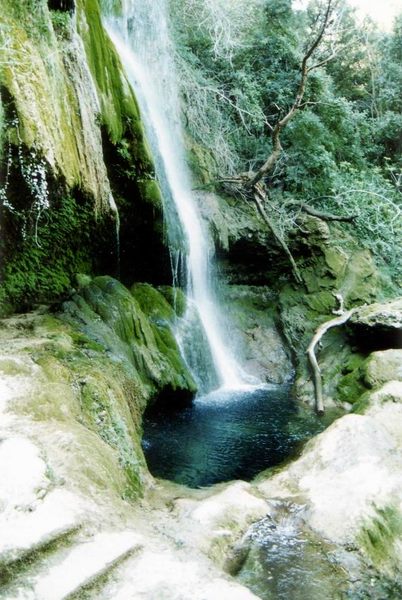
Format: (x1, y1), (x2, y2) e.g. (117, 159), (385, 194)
(103, 0), (248, 392)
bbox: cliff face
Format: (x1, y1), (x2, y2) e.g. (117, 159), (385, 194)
(0, 0), (168, 315)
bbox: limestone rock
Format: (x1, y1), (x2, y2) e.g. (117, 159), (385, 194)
(257, 414), (402, 545)
(173, 481), (268, 565)
(349, 298), (402, 350)
(351, 297), (402, 331)
(364, 381), (402, 444)
(363, 349), (402, 388)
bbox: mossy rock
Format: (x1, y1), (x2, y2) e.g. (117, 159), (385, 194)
(136, 180), (163, 211)
(359, 506), (402, 576)
(130, 282), (197, 398)
(131, 282), (176, 323)
(157, 286), (187, 318)
(61, 276), (196, 403)
(337, 371), (367, 405)
(323, 246), (348, 279)
(304, 291), (336, 314)
(363, 350), (402, 389)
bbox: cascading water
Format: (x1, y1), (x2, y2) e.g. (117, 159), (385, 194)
(103, 0), (251, 391)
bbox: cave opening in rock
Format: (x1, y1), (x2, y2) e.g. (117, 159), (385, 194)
(142, 385), (325, 488)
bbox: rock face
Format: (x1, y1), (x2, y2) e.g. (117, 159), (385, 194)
(200, 191), (391, 408)
(0, 0), (168, 315)
(278, 219), (381, 407)
(219, 285), (293, 384)
(349, 297), (402, 350)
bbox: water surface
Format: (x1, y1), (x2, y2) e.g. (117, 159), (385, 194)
(142, 385), (324, 488)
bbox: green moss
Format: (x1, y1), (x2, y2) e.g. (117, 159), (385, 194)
(359, 506), (402, 572)
(185, 137), (217, 184)
(304, 291), (336, 314)
(18, 313), (149, 498)
(131, 283), (175, 322)
(337, 371), (367, 404)
(158, 286), (187, 318)
(351, 391), (372, 414)
(129, 282), (196, 394)
(61, 277), (197, 399)
(0, 193), (113, 315)
(79, 374), (145, 498)
(136, 179), (163, 211)
(323, 246), (348, 278)
(336, 353), (367, 404)
(77, 0), (152, 167)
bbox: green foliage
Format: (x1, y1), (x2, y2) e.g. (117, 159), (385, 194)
(50, 9), (72, 36)
(174, 0), (402, 283)
(312, 165), (402, 279)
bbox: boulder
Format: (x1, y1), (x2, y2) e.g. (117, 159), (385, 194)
(257, 414), (402, 545)
(363, 349), (402, 388)
(349, 298), (402, 350)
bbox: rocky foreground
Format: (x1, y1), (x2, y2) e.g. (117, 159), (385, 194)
(0, 294), (401, 599)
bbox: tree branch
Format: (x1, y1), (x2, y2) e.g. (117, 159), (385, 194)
(307, 306), (354, 415)
(252, 190), (302, 284)
(246, 0), (334, 189)
(300, 203), (357, 222)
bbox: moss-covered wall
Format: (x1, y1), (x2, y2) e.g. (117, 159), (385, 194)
(208, 196), (385, 409)
(0, 0), (169, 315)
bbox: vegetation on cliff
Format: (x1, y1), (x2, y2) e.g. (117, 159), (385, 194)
(173, 0), (402, 283)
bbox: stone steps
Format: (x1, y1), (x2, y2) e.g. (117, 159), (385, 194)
(0, 489), (86, 590)
(2, 531), (143, 600)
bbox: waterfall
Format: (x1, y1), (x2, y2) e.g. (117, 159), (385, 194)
(103, 0), (252, 391)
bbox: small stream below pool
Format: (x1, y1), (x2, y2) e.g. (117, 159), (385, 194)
(142, 384), (327, 488)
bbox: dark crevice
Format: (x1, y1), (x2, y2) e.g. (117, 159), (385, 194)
(48, 0), (75, 12)
(100, 128), (172, 287)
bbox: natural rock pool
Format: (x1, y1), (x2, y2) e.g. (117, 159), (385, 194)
(142, 385), (325, 488)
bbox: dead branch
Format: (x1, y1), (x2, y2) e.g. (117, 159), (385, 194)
(300, 203), (357, 222)
(307, 294), (354, 415)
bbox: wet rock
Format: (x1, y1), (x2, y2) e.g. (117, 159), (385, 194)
(257, 412), (402, 567)
(173, 481), (268, 566)
(219, 285), (293, 384)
